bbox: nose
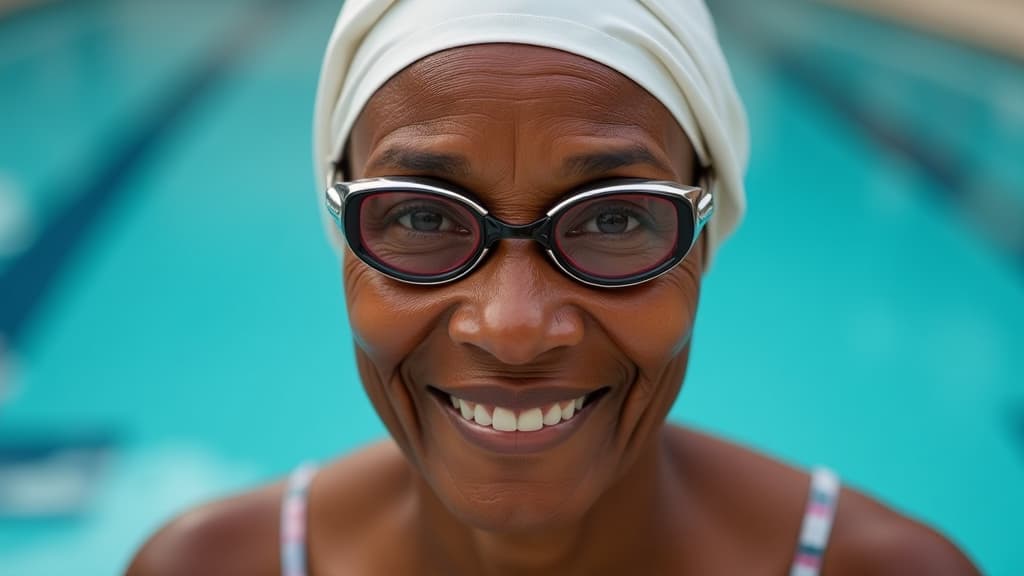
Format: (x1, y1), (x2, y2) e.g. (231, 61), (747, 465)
(448, 243), (584, 365)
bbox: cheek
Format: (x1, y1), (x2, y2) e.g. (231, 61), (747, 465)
(602, 259), (702, 377)
(344, 253), (450, 450)
(343, 252), (449, 379)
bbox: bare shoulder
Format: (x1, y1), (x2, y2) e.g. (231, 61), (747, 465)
(124, 480), (284, 576)
(306, 440), (416, 571)
(825, 487), (980, 575)
(665, 426), (821, 571)
(125, 440), (412, 576)
(665, 426), (979, 575)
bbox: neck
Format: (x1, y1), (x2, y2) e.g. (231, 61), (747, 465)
(415, 427), (682, 576)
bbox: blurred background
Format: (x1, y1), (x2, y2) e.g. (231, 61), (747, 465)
(0, 0), (1021, 573)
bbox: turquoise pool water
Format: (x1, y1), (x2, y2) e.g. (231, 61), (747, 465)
(0, 0), (1021, 574)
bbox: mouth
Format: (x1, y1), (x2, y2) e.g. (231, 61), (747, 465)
(427, 385), (611, 454)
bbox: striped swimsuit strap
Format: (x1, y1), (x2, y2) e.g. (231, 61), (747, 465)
(281, 463), (317, 576)
(790, 467), (841, 576)
(280, 464), (840, 576)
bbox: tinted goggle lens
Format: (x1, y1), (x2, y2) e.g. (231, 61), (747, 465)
(347, 189), (691, 285)
(553, 193), (680, 280)
(358, 191), (483, 277)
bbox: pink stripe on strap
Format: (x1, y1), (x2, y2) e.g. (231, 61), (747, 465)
(281, 463), (317, 576)
(789, 467), (840, 576)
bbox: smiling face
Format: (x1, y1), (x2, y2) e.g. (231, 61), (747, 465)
(342, 44), (703, 532)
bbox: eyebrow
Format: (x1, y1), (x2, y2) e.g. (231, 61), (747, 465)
(366, 144), (672, 180)
(561, 146), (673, 178)
(368, 147), (471, 177)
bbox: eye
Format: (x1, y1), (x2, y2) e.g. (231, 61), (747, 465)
(393, 205), (470, 234)
(579, 210), (641, 234)
(399, 210), (447, 232)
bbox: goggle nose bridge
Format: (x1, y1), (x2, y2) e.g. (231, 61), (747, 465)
(481, 215), (554, 248)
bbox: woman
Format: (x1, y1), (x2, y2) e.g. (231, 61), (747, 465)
(129, 0), (979, 574)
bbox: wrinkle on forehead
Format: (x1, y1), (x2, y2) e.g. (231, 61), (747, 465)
(399, 44), (640, 102)
(348, 44), (697, 195)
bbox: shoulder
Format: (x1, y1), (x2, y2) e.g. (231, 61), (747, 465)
(306, 440), (415, 571)
(664, 426), (821, 571)
(825, 487), (981, 576)
(124, 481), (285, 576)
(125, 440), (412, 576)
(664, 426), (979, 575)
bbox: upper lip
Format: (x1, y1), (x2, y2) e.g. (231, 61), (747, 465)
(430, 384), (603, 411)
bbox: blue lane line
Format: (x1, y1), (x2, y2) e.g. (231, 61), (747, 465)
(774, 55), (1024, 274)
(0, 0), (75, 32)
(0, 0), (295, 347)
(713, 1), (1024, 277)
(1015, 404), (1024, 462)
(712, 0), (1024, 459)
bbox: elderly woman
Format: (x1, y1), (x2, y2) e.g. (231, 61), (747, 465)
(129, 1), (979, 575)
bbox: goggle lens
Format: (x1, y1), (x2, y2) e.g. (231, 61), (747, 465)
(553, 193), (680, 279)
(358, 191), (482, 276)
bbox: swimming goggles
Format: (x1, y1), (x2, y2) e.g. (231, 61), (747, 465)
(325, 176), (712, 288)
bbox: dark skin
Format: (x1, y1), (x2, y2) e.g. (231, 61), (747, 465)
(127, 45), (980, 576)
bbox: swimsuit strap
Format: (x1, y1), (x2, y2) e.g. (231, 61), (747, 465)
(281, 463), (317, 576)
(789, 467), (841, 576)
(280, 463), (839, 576)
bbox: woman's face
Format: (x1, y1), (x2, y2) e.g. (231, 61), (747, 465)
(343, 44), (703, 532)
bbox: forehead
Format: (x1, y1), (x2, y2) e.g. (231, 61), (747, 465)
(348, 44), (694, 191)
(384, 44), (661, 118)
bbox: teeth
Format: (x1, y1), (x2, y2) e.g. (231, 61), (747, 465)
(542, 403), (561, 426)
(459, 400), (474, 421)
(473, 403), (492, 426)
(492, 407), (517, 432)
(517, 408), (543, 432)
(448, 393), (590, 433)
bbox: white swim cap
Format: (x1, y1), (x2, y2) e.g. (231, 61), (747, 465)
(314, 0), (748, 265)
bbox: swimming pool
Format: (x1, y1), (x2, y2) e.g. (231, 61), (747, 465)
(0, 0), (1021, 573)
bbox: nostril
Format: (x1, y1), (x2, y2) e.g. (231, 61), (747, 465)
(448, 305), (482, 340)
(448, 301), (584, 366)
(550, 306), (585, 344)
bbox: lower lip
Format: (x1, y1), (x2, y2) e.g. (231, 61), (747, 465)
(432, 393), (602, 455)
